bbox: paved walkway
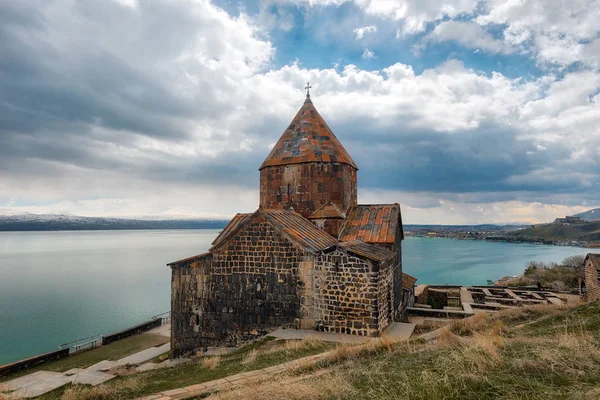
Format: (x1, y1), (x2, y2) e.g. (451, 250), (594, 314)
(268, 329), (367, 344)
(87, 343), (171, 371)
(268, 322), (415, 344)
(1, 334), (172, 398)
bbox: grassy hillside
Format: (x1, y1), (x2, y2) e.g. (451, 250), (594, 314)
(207, 302), (600, 400)
(573, 207), (600, 221)
(28, 302), (600, 400)
(508, 220), (600, 242)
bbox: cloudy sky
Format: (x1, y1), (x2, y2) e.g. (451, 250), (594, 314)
(1, 0), (599, 224)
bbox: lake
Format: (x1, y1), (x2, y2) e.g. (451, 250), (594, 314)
(0, 230), (587, 365)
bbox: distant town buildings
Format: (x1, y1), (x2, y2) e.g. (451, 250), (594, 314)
(554, 216), (586, 225)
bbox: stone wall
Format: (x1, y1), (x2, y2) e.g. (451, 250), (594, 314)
(259, 163), (357, 218)
(313, 250), (394, 337)
(102, 319), (162, 345)
(0, 348), (70, 377)
(171, 253), (213, 357)
(584, 260), (600, 302)
(377, 256), (397, 331)
(373, 243), (402, 321)
(427, 288), (449, 309)
(171, 215), (309, 357)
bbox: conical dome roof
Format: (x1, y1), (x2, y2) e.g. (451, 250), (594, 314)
(259, 96), (358, 170)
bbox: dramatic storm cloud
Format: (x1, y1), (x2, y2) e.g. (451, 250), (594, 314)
(1, 0), (599, 223)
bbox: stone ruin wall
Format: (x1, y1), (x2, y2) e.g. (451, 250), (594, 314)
(259, 163), (357, 218)
(171, 215), (311, 357)
(312, 250), (394, 336)
(584, 259), (600, 302)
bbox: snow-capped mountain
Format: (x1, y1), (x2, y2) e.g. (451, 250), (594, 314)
(572, 208), (600, 221)
(0, 212), (229, 231)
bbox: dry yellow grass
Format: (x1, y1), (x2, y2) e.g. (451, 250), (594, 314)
(324, 343), (357, 364)
(257, 337), (325, 357)
(202, 356), (222, 370)
(206, 373), (353, 400)
(241, 349), (258, 365)
(60, 376), (141, 400)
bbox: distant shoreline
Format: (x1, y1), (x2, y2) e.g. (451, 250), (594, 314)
(0, 219), (229, 232)
(407, 234), (596, 249)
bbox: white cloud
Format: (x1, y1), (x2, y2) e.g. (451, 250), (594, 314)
(417, 20), (511, 54)
(475, 0), (600, 67)
(3, 0), (600, 224)
(293, 0), (479, 33)
(361, 48), (376, 59)
(354, 0), (479, 34)
(360, 189), (591, 224)
(353, 24), (377, 39)
(301, 0), (600, 68)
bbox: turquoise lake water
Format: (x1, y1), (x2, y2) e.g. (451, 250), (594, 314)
(0, 230), (587, 365)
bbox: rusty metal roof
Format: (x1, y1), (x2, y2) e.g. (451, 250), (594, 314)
(262, 209), (338, 253)
(338, 204), (403, 244)
(338, 240), (395, 262)
(259, 96), (358, 170)
(308, 201), (345, 219)
(168, 251), (212, 267)
(211, 213), (253, 248)
(402, 273), (418, 290)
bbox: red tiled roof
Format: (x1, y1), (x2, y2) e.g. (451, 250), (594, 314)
(211, 213), (253, 248)
(259, 96), (358, 170)
(308, 201), (345, 219)
(402, 273), (418, 290)
(262, 209), (338, 253)
(338, 204), (403, 244)
(339, 240), (395, 262)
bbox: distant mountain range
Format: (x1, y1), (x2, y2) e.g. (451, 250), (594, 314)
(0, 213), (229, 231)
(0, 212), (527, 232)
(572, 208), (600, 221)
(504, 220), (600, 243)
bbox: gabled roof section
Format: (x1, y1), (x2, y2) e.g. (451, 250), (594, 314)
(262, 209), (338, 253)
(586, 253), (600, 271)
(259, 96), (357, 170)
(339, 240), (395, 262)
(168, 252), (212, 267)
(338, 204), (403, 244)
(211, 213), (253, 248)
(308, 201), (345, 219)
(402, 273), (418, 290)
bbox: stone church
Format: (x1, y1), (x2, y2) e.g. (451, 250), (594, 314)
(169, 90), (404, 357)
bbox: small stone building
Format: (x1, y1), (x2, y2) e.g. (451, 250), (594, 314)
(583, 253), (600, 302)
(169, 92), (404, 357)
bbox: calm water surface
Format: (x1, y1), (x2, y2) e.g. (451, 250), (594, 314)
(0, 230), (587, 364)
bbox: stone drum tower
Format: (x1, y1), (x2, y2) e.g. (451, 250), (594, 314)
(259, 92), (358, 222)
